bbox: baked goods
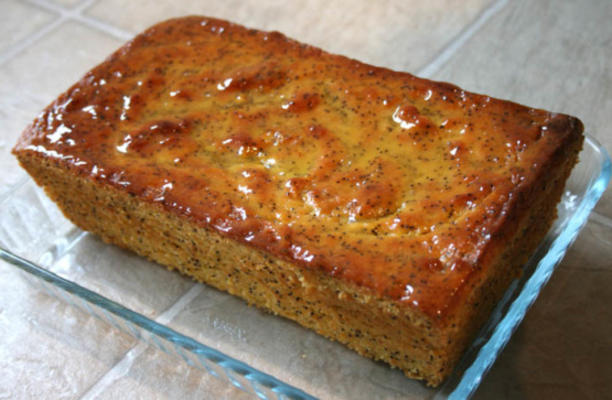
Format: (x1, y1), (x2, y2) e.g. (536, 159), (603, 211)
(13, 16), (583, 386)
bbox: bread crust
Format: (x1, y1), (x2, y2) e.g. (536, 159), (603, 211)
(13, 16), (583, 385)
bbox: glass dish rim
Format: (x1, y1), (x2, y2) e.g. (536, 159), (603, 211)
(0, 134), (610, 400)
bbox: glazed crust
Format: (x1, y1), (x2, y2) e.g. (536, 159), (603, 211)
(13, 16), (583, 386)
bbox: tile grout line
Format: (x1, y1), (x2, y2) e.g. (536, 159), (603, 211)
(79, 284), (204, 400)
(79, 341), (150, 400)
(417, 0), (509, 78)
(0, 0), (132, 67)
(589, 210), (612, 230)
(0, 17), (64, 66)
(73, 14), (134, 41)
(0, 0), (82, 66)
(27, 0), (134, 40)
(27, 0), (99, 15)
(23, 0), (73, 15)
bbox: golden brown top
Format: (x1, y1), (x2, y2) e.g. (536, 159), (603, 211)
(14, 16), (583, 320)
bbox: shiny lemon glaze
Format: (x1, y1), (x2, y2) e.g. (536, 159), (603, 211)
(16, 17), (582, 319)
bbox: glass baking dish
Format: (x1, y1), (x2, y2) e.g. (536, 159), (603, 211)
(0, 135), (609, 399)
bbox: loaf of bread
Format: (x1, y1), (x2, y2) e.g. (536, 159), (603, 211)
(13, 16), (583, 386)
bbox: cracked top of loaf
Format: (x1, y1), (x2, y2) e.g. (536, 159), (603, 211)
(14, 16), (583, 320)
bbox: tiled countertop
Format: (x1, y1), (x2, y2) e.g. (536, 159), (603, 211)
(1, 0), (611, 398)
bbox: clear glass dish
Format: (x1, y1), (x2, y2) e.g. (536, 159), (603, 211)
(0, 135), (609, 400)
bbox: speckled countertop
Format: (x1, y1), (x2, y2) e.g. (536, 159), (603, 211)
(1, 1), (611, 399)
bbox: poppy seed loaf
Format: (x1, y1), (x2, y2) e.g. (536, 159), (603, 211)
(13, 16), (583, 386)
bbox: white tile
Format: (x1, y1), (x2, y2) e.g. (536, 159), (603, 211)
(85, 0), (493, 72)
(0, 264), (137, 398)
(0, 0), (56, 55)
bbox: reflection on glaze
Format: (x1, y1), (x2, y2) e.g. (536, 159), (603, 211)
(281, 93), (320, 113)
(217, 78), (233, 91)
(120, 95), (131, 121)
(46, 124), (72, 144)
(401, 284), (414, 301)
(116, 135), (131, 154)
(290, 244), (315, 263)
(82, 105), (97, 119)
(392, 106), (417, 130)
(14, 16), (583, 320)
